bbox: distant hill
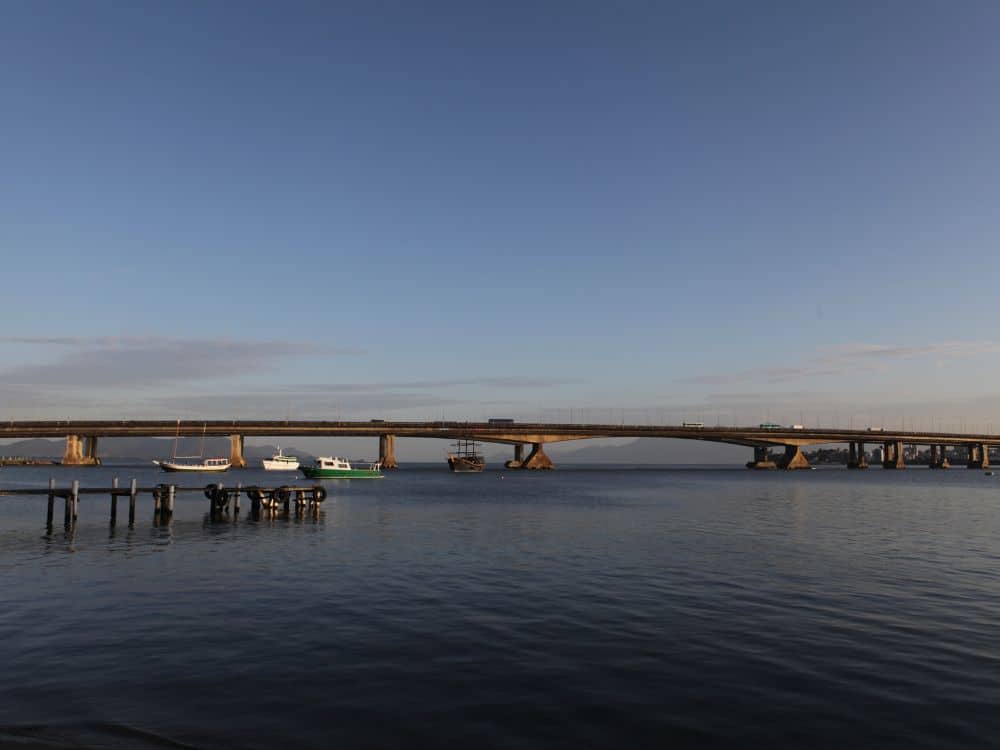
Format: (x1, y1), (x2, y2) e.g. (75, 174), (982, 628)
(0, 438), (66, 459)
(0, 437), (315, 462)
(0, 436), (748, 465)
(552, 437), (747, 465)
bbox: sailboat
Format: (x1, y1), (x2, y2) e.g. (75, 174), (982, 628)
(153, 422), (231, 473)
(447, 439), (485, 473)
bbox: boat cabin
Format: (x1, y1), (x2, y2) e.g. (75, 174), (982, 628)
(316, 456), (353, 470)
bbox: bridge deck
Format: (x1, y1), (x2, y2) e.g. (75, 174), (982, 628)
(0, 421), (996, 447)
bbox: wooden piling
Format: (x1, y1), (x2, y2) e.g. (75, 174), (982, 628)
(167, 484), (175, 515)
(71, 480), (79, 521)
(129, 478), (137, 525)
(110, 477), (119, 525)
(214, 482), (225, 516)
(234, 482), (241, 515)
(47, 478), (55, 528)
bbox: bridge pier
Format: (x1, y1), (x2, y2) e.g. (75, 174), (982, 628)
(929, 444), (950, 469)
(61, 434), (100, 466)
(966, 443), (990, 469)
(778, 445), (811, 470)
(746, 446), (777, 470)
(504, 444), (526, 469)
(379, 435), (399, 469)
(882, 441), (905, 469)
(937, 445), (951, 469)
(84, 436), (101, 465)
(229, 434), (246, 468)
(521, 443), (554, 470)
(847, 442), (869, 469)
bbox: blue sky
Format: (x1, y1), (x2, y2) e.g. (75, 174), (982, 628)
(3, 1), (1000, 443)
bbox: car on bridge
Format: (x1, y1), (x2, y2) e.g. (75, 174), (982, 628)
(760, 422), (781, 429)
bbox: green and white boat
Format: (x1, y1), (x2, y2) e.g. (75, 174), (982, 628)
(299, 456), (383, 479)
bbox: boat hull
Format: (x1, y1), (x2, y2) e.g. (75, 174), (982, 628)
(154, 460), (231, 473)
(448, 456), (485, 473)
(262, 459), (300, 471)
(300, 466), (382, 479)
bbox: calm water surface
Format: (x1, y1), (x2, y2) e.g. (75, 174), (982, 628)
(2, 464), (1000, 748)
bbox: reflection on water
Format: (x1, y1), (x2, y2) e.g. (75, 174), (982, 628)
(3, 464), (1000, 748)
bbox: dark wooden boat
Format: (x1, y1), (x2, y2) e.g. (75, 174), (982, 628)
(447, 439), (485, 473)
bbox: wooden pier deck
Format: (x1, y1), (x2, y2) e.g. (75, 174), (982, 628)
(0, 479), (328, 528)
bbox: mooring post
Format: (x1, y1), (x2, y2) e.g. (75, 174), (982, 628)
(167, 484), (176, 516)
(71, 480), (79, 521)
(234, 482), (241, 516)
(47, 478), (56, 528)
(110, 476), (119, 525)
(154, 485), (163, 519)
(129, 478), (137, 525)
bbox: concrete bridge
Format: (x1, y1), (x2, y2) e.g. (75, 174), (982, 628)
(1, 420), (999, 470)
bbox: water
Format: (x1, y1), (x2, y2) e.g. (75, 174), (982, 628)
(2, 464), (1000, 748)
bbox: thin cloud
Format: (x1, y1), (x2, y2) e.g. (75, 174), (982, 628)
(677, 340), (1000, 386)
(0, 338), (339, 388)
(0, 335), (364, 356)
(151, 391), (463, 417)
(677, 366), (845, 385)
(288, 376), (581, 393)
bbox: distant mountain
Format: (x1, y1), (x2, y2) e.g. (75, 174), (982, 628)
(0, 438), (66, 459)
(551, 437), (747, 465)
(0, 436), (748, 465)
(0, 437), (316, 462)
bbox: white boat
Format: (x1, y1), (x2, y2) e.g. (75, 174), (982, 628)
(155, 421), (230, 472)
(153, 457), (231, 473)
(262, 446), (300, 471)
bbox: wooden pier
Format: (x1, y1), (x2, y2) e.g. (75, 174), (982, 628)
(0, 479), (329, 529)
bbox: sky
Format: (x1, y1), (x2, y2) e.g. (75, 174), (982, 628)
(3, 0), (1000, 459)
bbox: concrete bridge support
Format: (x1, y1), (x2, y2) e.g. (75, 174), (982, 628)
(521, 443), (554, 470)
(882, 441), (905, 469)
(847, 442), (869, 469)
(966, 443), (990, 469)
(229, 434), (246, 468)
(746, 446), (777, 470)
(778, 445), (811, 470)
(937, 445), (950, 469)
(84, 436), (100, 465)
(929, 444), (950, 469)
(62, 435), (82, 465)
(504, 444), (526, 469)
(61, 434), (100, 466)
(379, 434), (398, 469)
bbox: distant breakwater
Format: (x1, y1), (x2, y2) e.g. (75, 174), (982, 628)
(0, 456), (55, 466)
